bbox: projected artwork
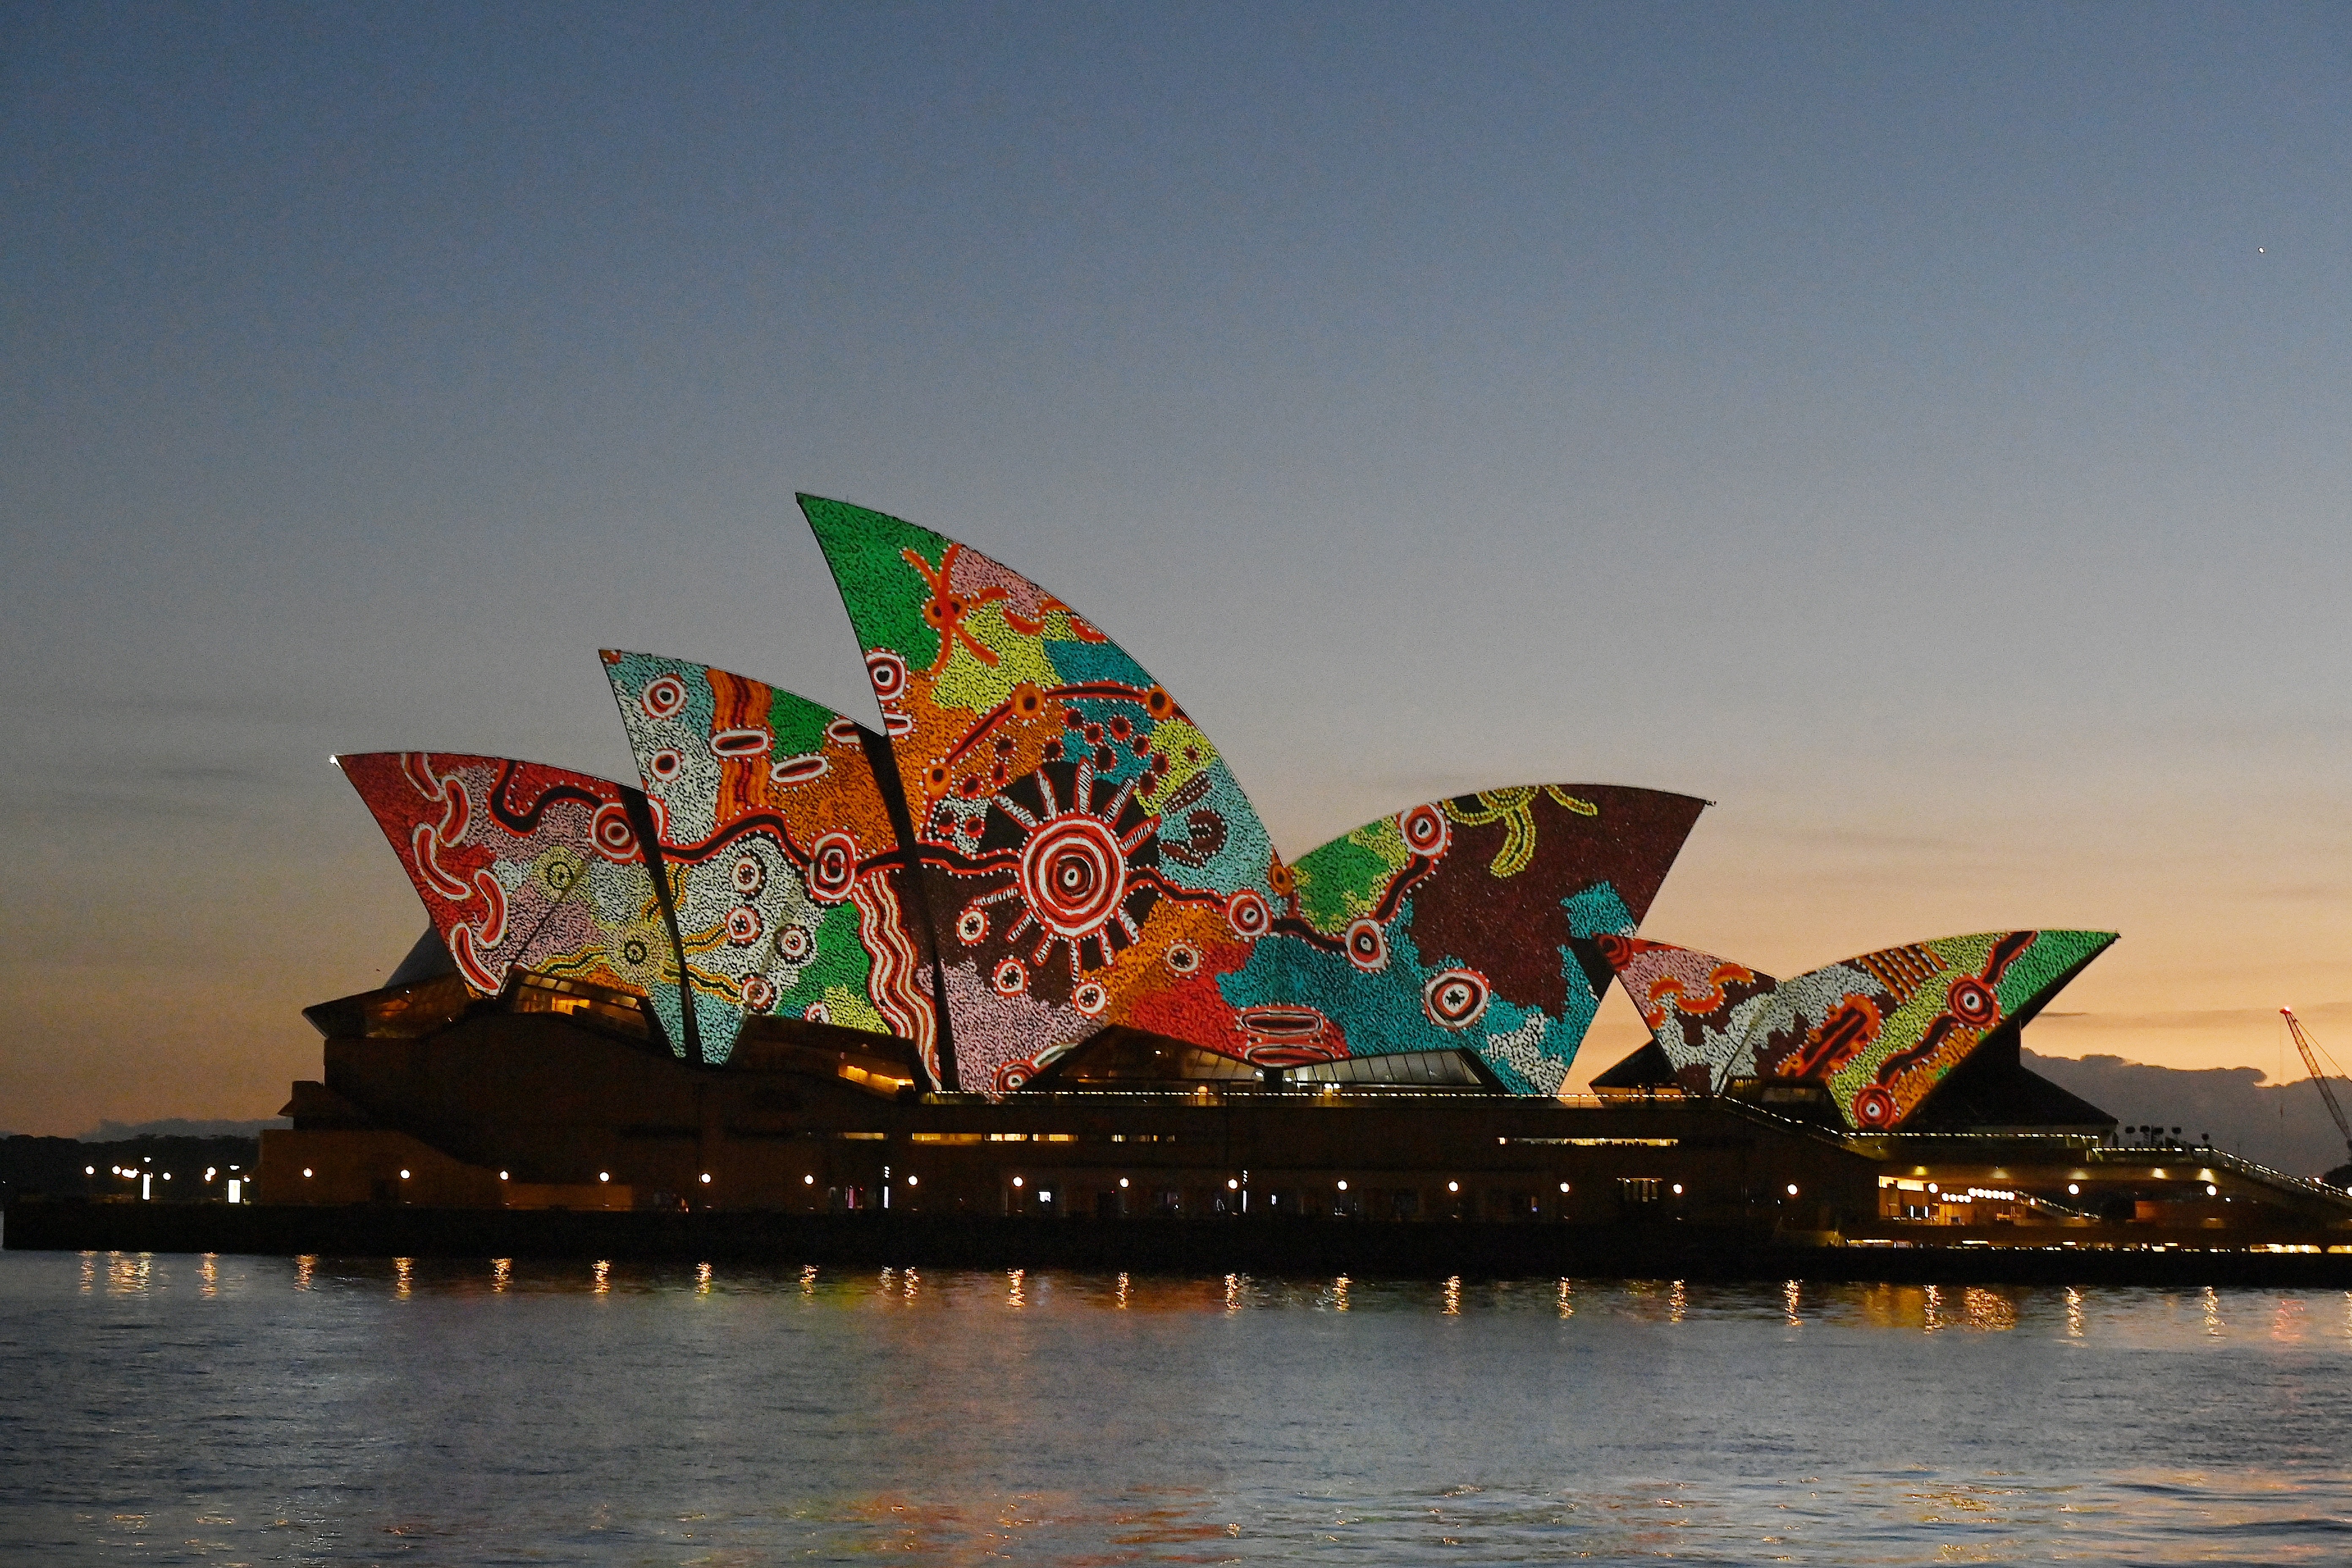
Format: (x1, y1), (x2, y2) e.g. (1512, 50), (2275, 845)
(335, 752), (685, 1048)
(801, 495), (1287, 1094)
(1224, 785), (1709, 1094)
(1596, 929), (2118, 1129)
(600, 652), (943, 1077)
(800, 495), (1706, 1096)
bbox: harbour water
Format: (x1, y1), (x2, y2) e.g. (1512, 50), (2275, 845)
(2, 1250), (2348, 1564)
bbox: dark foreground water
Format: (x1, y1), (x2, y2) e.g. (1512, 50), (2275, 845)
(3, 1252), (2349, 1565)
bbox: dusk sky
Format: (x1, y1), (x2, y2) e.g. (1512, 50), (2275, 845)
(5, 3), (2349, 1134)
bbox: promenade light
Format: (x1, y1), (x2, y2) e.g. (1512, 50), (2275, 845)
(399, 1170), (410, 1180)
(598, 1172), (610, 1183)
(1118, 1177), (1128, 1188)
(1337, 1180), (1348, 1191)
(499, 1171), (509, 1181)
(2068, 1184), (2080, 1195)
(302, 1168), (313, 1178)
(1786, 1184), (1799, 1196)
(700, 1173), (712, 1184)
(804, 1174), (814, 1185)
(906, 1175), (917, 1186)
(1227, 1179), (1239, 1190)
(1672, 1184), (1683, 1195)
(1558, 1182), (1570, 1193)
(1446, 1181), (1459, 1193)
(84, 1166), (93, 1176)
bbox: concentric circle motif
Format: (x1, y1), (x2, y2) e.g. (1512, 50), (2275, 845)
(724, 906), (763, 946)
(1945, 975), (1999, 1028)
(648, 749), (683, 782)
(995, 1064), (1031, 1094)
(1399, 803), (1450, 858)
(1240, 1005), (1326, 1042)
(1343, 918), (1388, 972)
(1593, 932), (1634, 969)
(1018, 814), (1127, 939)
(1226, 888), (1271, 940)
(825, 717), (863, 747)
(992, 957), (1028, 996)
(730, 855), (766, 897)
(955, 907), (989, 946)
(710, 727), (770, 759)
(590, 803), (639, 861)
(1268, 860), (1296, 898)
(542, 858), (579, 895)
(641, 675), (689, 719)
(769, 753), (829, 787)
(1423, 968), (1492, 1029)
(1072, 980), (1108, 1017)
(777, 925), (813, 963)
(621, 938), (651, 966)
(865, 649), (909, 702)
(1850, 1084), (1899, 1129)
(807, 832), (858, 902)
(741, 975), (776, 1012)
(803, 1002), (831, 1025)
(1165, 942), (1201, 976)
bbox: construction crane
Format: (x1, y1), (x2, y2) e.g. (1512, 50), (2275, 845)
(2279, 1008), (2352, 1189)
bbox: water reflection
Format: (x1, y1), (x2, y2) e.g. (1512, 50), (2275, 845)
(10, 1254), (2352, 1566)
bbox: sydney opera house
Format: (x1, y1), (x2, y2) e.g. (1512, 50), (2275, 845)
(260, 497), (2352, 1247)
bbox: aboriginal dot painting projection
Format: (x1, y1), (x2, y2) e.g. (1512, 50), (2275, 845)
(329, 489), (2125, 1107)
(600, 652), (945, 1077)
(1226, 785), (1707, 1094)
(335, 753), (686, 1049)
(1596, 929), (2118, 1130)
(800, 494), (1288, 1094)
(800, 495), (1708, 1097)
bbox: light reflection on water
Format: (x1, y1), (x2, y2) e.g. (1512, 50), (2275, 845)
(5, 1251), (2351, 1564)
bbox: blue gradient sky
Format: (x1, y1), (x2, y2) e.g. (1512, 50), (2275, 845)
(5, 3), (2349, 1132)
